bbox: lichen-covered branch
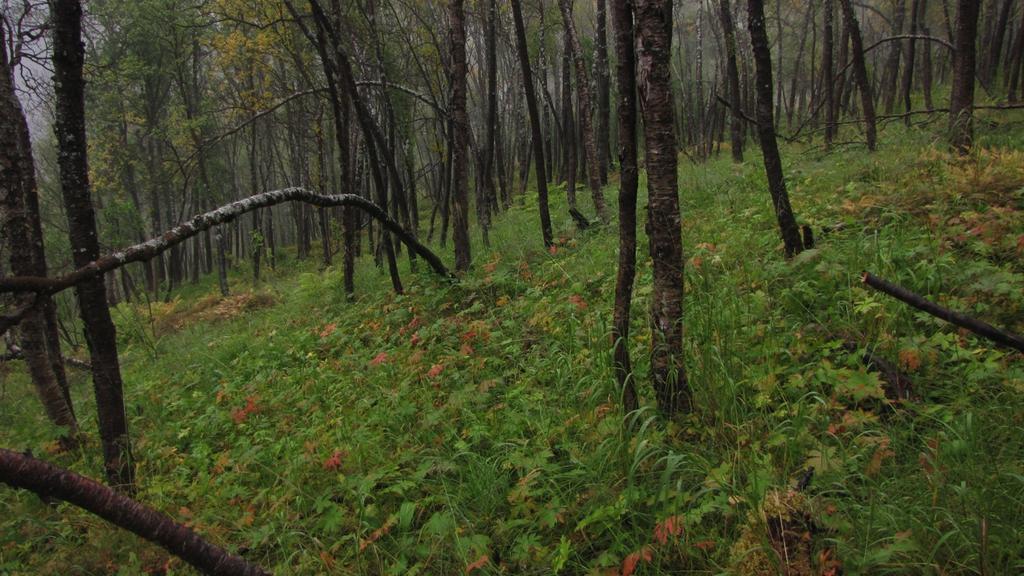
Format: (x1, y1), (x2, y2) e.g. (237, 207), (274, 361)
(0, 188), (453, 297)
(0, 448), (268, 576)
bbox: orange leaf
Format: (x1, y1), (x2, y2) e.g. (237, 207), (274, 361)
(369, 352), (389, 366)
(319, 323), (337, 338)
(548, 245), (558, 255)
(653, 515), (685, 545)
(465, 554), (489, 574)
(410, 333), (422, 347)
(322, 449), (347, 471)
(622, 547), (653, 576)
(568, 294), (588, 311)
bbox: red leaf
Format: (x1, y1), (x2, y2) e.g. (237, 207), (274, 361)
(465, 554), (489, 574)
(622, 547), (653, 576)
(322, 449), (346, 471)
(369, 352), (389, 366)
(427, 364), (444, 378)
(231, 395), (259, 424)
(410, 333), (422, 347)
(653, 515), (685, 545)
(548, 245), (558, 255)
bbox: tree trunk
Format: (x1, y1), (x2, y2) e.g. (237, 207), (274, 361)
(949, 0), (982, 153)
(902, 0), (921, 123)
(824, 0), (838, 146)
(510, 0), (554, 247)
(719, 0), (745, 162)
(747, 0), (805, 258)
(838, 0), (878, 150)
(449, 0), (471, 272)
(50, 0), (134, 490)
(611, 0), (640, 412)
(596, 0), (612, 182)
(883, 0), (907, 114)
(0, 26), (78, 439)
(636, 0), (690, 416)
(558, 0), (610, 222)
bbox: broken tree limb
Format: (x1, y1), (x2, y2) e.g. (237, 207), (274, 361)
(0, 448), (268, 576)
(863, 272), (1024, 353)
(0, 344), (91, 370)
(0, 188), (454, 298)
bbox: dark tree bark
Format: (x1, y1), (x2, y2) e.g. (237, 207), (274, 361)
(558, 0), (610, 222)
(216, 227), (229, 296)
(863, 272), (1024, 352)
(882, 0), (907, 114)
(449, 0), (471, 272)
(0, 448), (269, 576)
(596, 0), (612, 182)
(50, 0), (134, 490)
(482, 0), (500, 229)
(746, 0), (805, 258)
(719, 0), (744, 162)
(636, 0), (690, 416)
(610, 0), (639, 412)
(0, 28), (78, 438)
(838, 0), (878, 150)
(561, 31), (580, 212)
(824, 0), (838, 146)
(901, 0), (921, 123)
(988, 0), (1014, 82)
(949, 0), (982, 153)
(510, 0), (554, 247)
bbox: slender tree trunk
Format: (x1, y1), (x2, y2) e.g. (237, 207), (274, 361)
(838, 0), (878, 150)
(824, 0), (838, 146)
(950, 0), (982, 153)
(902, 0), (921, 122)
(636, 0), (690, 416)
(558, 0), (610, 222)
(511, 0), (554, 247)
(0, 27), (78, 438)
(596, 0), (612, 182)
(883, 0), (907, 114)
(449, 0), (471, 272)
(562, 32), (579, 211)
(50, 0), (134, 490)
(719, 0), (745, 162)
(611, 0), (639, 412)
(216, 227), (229, 296)
(747, 0), (805, 258)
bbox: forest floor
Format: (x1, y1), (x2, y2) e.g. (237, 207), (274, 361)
(3, 122), (1024, 575)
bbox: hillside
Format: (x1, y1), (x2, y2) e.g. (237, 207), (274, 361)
(3, 127), (1024, 574)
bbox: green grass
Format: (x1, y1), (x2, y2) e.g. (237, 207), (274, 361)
(3, 119), (1024, 575)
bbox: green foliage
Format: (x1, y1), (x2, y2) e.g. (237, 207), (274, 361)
(4, 128), (1024, 574)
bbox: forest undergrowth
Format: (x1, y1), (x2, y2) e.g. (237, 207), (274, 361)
(3, 123), (1024, 575)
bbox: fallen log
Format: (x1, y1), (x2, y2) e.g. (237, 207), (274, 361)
(862, 272), (1024, 353)
(0, 187), (453, 298)
(0, 448), (268, 576)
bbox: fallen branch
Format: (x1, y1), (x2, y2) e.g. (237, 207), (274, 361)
(0, 448), (268, 576)
(863, 272), (1024, 353)
(715, 93), (758, 126)
(0, 344), (91, 370)
(0, 188), (453, 298)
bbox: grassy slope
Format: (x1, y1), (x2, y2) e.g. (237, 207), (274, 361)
(3, 123), (1024, 575)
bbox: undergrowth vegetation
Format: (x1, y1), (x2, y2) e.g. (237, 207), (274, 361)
(3, 124), (1024, 574)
